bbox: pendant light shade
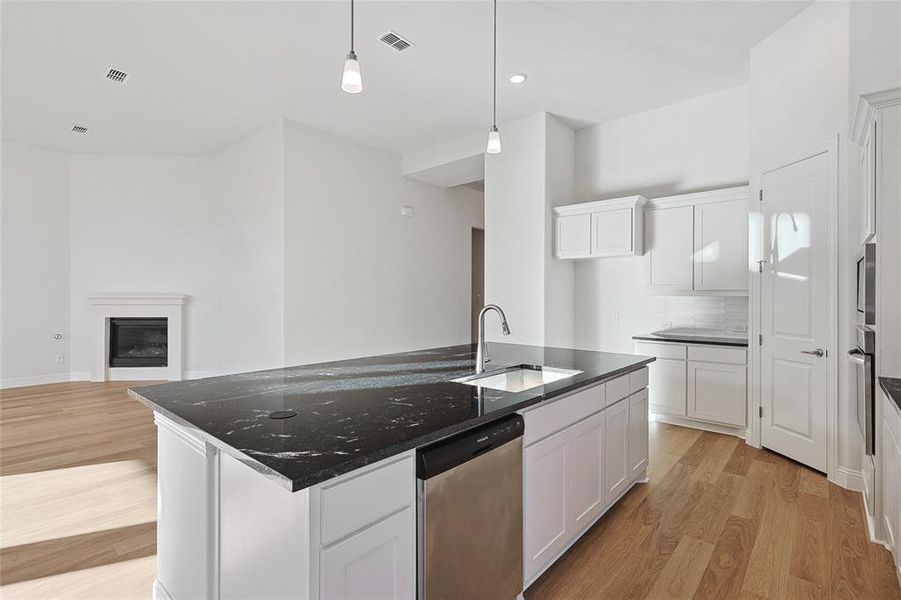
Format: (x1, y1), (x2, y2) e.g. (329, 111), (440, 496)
(341, 0), (362, 94)
(486, 0), (501, 154)
(342, 51), (362, 94)
(486, 126), (502, 154)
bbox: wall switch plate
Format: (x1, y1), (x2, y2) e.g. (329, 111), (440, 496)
(612, 312), (619, 323)
(55, 354), (65, 365)
(400, 205), (415, 217)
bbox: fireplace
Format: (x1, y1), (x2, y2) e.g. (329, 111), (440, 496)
(108, 317), (168, 367)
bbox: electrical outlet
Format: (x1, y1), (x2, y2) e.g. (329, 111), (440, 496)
(733, 324), (748, 333)
(612, 312), (619, 323)
(55, 354), (65, 365)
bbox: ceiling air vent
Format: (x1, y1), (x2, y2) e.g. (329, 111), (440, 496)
(71, 124), (89, 134)
(379, 31), (413, 52)
(105, 66), (130, 84)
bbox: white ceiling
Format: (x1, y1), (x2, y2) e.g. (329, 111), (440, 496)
(1, 1), (809, 157)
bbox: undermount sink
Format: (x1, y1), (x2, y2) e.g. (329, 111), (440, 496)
(453, 365), (583, 393)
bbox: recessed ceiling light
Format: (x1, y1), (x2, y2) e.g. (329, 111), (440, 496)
(509, 73), (527, 84)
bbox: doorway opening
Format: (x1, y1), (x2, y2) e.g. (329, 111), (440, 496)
(471, 227), (484, 343)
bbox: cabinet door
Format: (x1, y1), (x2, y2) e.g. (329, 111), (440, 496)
(556, 213), (591, 258)
(686, 361), (747, 426)
(894, 441), (901, 574)
(320, 508), (415, 600)
(567, 411), (605, 532)
(693, 199), (749, 291)
(604, 400), (630, 504)
(524, 428), (570, 581)
(591, 208), (633, 257)
(629, 390), (649, 479)
(646, 206), (694, 292)
(647, 358), (687, 417)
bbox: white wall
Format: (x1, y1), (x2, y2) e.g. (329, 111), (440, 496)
(749, 1), (855, 472)
(484, 114), (549, 345)
(0, 142), (71, 386)
(572, 88), (750, 353)
(68, 122), (285, 378)
(544, 115), (576, 348)
(576, 86), (750, 201)
(283, 119), (484, 365)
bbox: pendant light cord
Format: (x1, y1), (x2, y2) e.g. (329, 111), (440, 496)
(350, 0), (355, 53)
(492, 0), (497, 128)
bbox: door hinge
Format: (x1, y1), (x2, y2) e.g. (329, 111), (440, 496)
(759, 189), (764, 202)
(757, 260), (768, 273)
(758, 334), (763, 346)
(759, 406), (763, 418)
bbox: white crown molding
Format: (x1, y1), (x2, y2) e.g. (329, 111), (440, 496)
(647, 185), (750, 209)
(553, 194), (647, 217)
(852, 86), (901, 147)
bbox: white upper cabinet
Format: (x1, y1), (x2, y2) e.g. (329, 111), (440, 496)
(554, 196), (646, 259)
(645, 205), (694, 292)
(644, 186), (750, 294)
(556, 213), (591, 258)
(693, 198), (749, 291)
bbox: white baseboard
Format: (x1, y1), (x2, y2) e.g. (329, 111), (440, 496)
(834, 465), (864, 492)
(69, 371), (91, 382)
(652, 413), (747, 439)
(152, 579), (174, 600)
(0, 372), (71, 389)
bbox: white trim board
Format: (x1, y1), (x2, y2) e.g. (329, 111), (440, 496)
(0, 372), (71, 389)
(851, 87), (901, 147)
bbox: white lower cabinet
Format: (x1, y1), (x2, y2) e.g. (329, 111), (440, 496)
(686, 361), (747, 427)
(568, 411), (606, 530)
(629, 389), (649, 478)
(524, 428), (571, 580)
(648, 358), (687, 416)
(604, 400), (630, 503)
(523, 375), (649, 585)
(636, 340), (748, 432)
(882, 389), (901, 579)
(320, 508), (415, 600)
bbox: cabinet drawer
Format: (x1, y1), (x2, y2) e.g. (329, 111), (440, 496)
(634, 341), (686, 360)
(629, 367), (649, 394)
(523, 384), (605, 446)
(687, 345), (746, 365)
(319, 455), (414, 546)
(605, 375), (630, 406)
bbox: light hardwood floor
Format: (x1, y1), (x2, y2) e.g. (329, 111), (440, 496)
(1, 382), (899, 599)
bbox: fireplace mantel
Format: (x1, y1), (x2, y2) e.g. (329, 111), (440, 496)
(89, 294), (187, 382)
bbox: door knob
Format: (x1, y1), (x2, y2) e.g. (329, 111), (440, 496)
(801, 348), (825, 357)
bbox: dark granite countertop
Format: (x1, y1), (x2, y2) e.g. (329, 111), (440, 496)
(633, 329), (748, 348)
(130, 343), (654, 492)
(881, 377), (901, 414)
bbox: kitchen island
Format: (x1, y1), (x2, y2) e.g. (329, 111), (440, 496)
(131, 343), (654, 600)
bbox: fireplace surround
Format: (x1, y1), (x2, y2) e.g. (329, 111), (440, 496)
(89, 294), (186, 381)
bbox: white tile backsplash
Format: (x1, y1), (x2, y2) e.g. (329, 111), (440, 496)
(648, 296), (748, 333)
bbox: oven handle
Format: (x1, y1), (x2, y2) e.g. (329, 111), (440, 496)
(847, 348), (866, 365)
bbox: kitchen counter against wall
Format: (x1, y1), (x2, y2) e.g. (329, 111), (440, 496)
(633, 328), (748, 348)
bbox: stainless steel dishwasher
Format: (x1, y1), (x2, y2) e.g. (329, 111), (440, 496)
(416, 414), (523, 600)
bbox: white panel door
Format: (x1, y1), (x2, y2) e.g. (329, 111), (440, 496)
(647, 358), (686, 417)
(687, 361), (747, 427)
(567, 411), (605, 532)
(760, 151), (829, 472)
(628, 390), (649, 478)
(646, 206), (694, 291)
(604, 400), (629, 504)
(523, 428), (570, 581)
(319, 508), (415, 600)
(693, 199), (749, 291)
(591, 208), (632, 257)
(556, 213), (591, 258)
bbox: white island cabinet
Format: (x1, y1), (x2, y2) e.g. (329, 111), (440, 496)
(520, 367), (650, 586)
(150, 365), (651, 600)
(153, 413), (416, 600)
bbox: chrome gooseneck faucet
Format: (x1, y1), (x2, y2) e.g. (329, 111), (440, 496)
(476, 304), (511, 374)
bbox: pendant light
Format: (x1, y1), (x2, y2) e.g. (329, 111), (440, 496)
(341, 0), (362, 94)
(486, 0), (502, 153)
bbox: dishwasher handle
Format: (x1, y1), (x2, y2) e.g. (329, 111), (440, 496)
(417, 414), (523, 480)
